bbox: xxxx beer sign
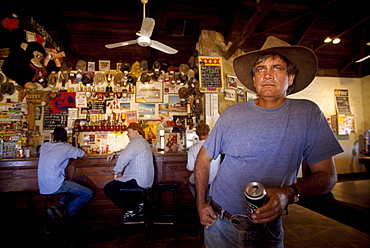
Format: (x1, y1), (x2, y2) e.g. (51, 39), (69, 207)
(198, 56), (224, 92)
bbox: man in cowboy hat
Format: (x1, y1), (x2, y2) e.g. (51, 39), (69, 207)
(194, 36), (343, 247)
(104, 122), (154, 221)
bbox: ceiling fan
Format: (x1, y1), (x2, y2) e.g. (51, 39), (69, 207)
(105, 0), (178, 54)
(356, 42), (370, 63)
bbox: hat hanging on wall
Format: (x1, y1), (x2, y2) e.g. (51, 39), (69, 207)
(114, 72), (125, 86)
(140, 72), (151, 84)
(94, 72), (105, 85)
(76, 60), (87, 72)
(126, 73), (137, 86)
(140, 60), (148, 72)
(178, 87), (190, 99)
(0, 81), (15, 95)
(82, 72), (93, 85)
(121, 62), (131, 74)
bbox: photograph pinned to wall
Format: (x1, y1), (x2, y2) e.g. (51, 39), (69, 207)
(68, 108), (78, 119)
(87, 61), (95, 72)
(136, 81), (163, 103)
(246, 91), (258, 101)
(227, 75), (238, 88)
(158, 103), (169, 117)
(116, 62), (122, 71)
(99, 60), (110, 71)
(138, 103), (157, 120)
(237, 86), (245, 102)
(164, 76), (176, 93)
(168, 95), (187, 112)
(120, 102), (130, 111)
(126, 110), (138, 124)
(35, 105), (42, 120)
(224, 88), (236, 101)
(172, 115), (187, 133)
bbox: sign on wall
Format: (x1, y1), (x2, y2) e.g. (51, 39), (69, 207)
(198, 56), (224, 92)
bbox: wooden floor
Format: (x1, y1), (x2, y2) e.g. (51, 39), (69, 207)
(1, 174), (369, 248)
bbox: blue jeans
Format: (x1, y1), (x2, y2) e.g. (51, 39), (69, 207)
(53, 180), (93, 217)
(204, 214), (284, 248)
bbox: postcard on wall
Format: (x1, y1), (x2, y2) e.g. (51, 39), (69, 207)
(224, 88), (236, 101)
(138, 103), (157, 120)
(168, 96), (187, 112)
(87, 62), (95, 72)
(126, 110), (138, 124)
(227, 75), (238, 88)
(99, 60), (110, 71)
(158, 103), (169, 117)
(68, 108), (78, 119)
(136, 81), (163, 103)
(120, 102), (130, 111)
(75, 92), (87, 108)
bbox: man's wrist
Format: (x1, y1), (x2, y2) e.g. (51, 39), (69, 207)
(289, 185), (300, 204)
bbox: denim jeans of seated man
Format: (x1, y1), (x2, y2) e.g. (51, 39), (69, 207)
(53, 180), (93, 217)
(204, 214), (284, 248)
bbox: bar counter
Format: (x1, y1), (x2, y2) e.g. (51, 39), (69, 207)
(0, 152), (189, 193)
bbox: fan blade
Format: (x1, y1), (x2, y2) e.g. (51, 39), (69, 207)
(105, 40), (137, 49)
(356, 54), (370, 63)
(150, 40), (178, 54)
(140, 18), (155, 38)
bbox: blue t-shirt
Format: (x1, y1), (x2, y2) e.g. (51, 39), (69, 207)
(204, 99), (343, 215)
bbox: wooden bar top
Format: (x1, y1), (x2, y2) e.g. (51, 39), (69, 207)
(0, 151), (189, 193)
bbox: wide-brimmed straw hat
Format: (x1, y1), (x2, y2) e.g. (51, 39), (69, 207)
(123, 122), (145, 137)
(233, 36), (318, 94)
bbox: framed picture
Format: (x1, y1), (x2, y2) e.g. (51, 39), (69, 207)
(227, 75), (238, 88)
(99, 60), (110, 71)
(135, 81), (163, 103)
(168, 95), (187, 112)
(224, 88), (236, 101)
(87, 61), (95, 72)
(138, 103), (157, 120)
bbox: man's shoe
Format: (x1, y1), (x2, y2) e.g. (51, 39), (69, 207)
(47, 207), (64, 224)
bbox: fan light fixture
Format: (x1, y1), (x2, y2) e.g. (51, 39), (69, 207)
(324, 37), (340, 44)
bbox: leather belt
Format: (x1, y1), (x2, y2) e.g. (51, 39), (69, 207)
(210, 198), (233, 220)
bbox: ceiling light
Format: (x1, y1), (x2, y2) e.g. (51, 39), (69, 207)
(324, 37), (332, 43)
(332, 38), (341, 44)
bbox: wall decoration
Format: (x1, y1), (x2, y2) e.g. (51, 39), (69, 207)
(227, 75), (238, 88)
(158, 103), (169, 117)
(334, 89), (351, 114)
(51, 92), (76, 113)
(75, 92), (87, 108)
(168, 95), (187, 112)
(99, 60), (110, 71)
(198, 56), (224, 92)
(135, 81), (163, 103)
(246, 92), (258, 101)
(126, 110), (138, 123)
(120, 102), (130, 111)
(224, 88), (236, 101)
(138, 103), (157, 120)
(87, 61), (95, 71)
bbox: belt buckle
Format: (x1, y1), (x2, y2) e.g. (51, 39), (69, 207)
(230, 214), (252, 231)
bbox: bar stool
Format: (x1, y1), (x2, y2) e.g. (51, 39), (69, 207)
(119, 188), (150, 242)
(42, 193), (69, 234)
(151, 183), (180, 238)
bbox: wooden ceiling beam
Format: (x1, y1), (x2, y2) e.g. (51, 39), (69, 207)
(223, 0), (276, 60)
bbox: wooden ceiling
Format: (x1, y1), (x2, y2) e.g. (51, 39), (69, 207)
(1, 0), (369, 78)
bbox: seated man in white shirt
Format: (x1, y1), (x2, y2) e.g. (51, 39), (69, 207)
(104, 122), (154, 221)
(187, 121), (220, 201)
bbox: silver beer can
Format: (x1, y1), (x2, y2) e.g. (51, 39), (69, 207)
(244, 182), (266, 218)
